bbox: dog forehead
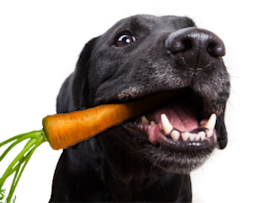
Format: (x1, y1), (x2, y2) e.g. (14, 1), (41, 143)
(121, 15), (194, 27)
(107, 14), (195, 34)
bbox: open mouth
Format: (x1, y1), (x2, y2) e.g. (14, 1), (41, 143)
(124, 89), (218, 152)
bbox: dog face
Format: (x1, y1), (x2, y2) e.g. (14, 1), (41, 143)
(57, 15), (230, 175)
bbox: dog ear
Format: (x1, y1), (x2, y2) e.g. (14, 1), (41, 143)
(216, 108), (228, 149)
(57, 37), (99, 113)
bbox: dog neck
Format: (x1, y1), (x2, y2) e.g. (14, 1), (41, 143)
(97, 128), (166, 201)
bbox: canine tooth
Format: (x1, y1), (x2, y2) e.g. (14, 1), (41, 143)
(206, 129), (213, 138)
(171, 130), (180, 141)
(161, 114), (173, 134)
(182, 132), (190, 141)
(141, 115), (149, 124)
(203, 113), (217, 130)
(150, 121), (156, 125)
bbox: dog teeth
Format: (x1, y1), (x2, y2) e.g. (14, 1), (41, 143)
(206, 129), (213, 138)
(203, 113), (217, 130)
(182, 132), (196, 141)
(181, 131), (206, 141)
(182, 132), (190, 141)
(141, 115), (149, 124)
(159, 113), (214, 141)
(150, 121), (156, 125)
(196, 131), (206, 140)
(189, 133), (196, 141)
(170, 130), (180, 141)
(140, 116), (156, 126)
(161, 114), (173, 135)
(202, 113), (216, 137)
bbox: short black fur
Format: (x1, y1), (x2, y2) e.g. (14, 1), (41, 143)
(50, 15), (230, 202)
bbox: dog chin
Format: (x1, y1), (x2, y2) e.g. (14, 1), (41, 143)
(145, 143), (215, 174)
(119, 125), (215, 174)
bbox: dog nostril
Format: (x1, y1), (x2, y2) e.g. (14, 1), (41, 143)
(207, 42), (217, 57)
(180, 39), (192, 52)
(207, 41), (225, 57)
(168, 38), (193, 54)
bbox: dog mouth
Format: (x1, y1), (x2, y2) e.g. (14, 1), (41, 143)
(124, 89), (217, 152)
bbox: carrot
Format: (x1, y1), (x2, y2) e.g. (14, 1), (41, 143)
(43, 90), (183, 150)
(0, 89), (184, 202)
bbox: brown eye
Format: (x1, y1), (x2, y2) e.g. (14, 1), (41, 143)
(116, 34), (136, 47)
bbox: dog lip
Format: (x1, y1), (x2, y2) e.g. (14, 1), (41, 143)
(148, 122), (217, 151)
(158, 133), (217, 152)
(124, 119), (217, 152)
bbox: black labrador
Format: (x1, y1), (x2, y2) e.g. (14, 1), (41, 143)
(49, 15), (230, 202)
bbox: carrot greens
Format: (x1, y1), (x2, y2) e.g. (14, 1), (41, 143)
(0, 130), (46, 203)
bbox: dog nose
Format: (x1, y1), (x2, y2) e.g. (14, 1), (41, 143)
(165, 27), (225, 57)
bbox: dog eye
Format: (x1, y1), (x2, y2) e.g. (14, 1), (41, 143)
(116, 34), (136, 47)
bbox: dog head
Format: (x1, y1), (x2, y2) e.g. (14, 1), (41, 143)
(57, 14), (230, 174)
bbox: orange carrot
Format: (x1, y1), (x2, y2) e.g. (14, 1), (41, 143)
(43, 89), (182, 150)
(0, 89), (184, 202)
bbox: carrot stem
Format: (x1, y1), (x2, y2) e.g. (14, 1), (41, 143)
(0, 136), (33, 162)
(0, 130), (46, 203)
(7, 140), (40, 203)
(0, 131), (40, 147)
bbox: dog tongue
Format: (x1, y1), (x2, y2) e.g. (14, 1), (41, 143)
(146, 99), (199, 144)
(149, 99), (199, 131)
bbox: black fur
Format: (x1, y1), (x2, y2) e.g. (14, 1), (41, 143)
(50, 15), (230, 202)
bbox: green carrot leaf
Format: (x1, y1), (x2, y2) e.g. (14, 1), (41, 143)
(0, 130), (46, 202)
(0, 188), (5, 201)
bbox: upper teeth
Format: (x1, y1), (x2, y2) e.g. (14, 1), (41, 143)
(150, 121), (156, 125)
(141, 115), (149, 124)
(203, 113), (217, 130)
(161, 114), (173, 135)
(202, 113), (217, 137)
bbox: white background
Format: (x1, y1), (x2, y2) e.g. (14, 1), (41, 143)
(0, 1), (269, 202)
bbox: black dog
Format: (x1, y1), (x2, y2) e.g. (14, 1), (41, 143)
(49, 15), (230, 202)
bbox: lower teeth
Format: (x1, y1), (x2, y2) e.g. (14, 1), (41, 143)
(171, 130), (209, 141)
(171, 130), (180, 141)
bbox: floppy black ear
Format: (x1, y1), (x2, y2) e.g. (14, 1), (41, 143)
(216, 107), (228, 149)
(57, 37), (99, 114)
